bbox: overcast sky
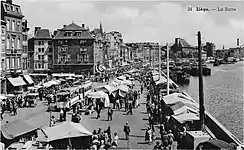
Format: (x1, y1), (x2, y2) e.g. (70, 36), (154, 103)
(16, 0), (244, 49)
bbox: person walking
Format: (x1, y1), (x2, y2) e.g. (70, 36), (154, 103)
(107, 107), (113, 121)
(127, 103), (133, 115)
(106, 126), (112, 143)
(96, 104), (101, 119)
(123, 121), (130, 140)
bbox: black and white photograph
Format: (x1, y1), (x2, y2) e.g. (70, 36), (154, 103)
(0, 0), (243, 149)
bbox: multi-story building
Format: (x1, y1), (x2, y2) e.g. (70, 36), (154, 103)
(1, 0), (31, 93)
(22, 19), (29, 74)
(104, 31), (123, 68)
(1, 20), (7, 94)
(28, 27), (52, 73)
(53, 22), (95, 75)
(171, 38), (197, 58)
(91, 23), (105, 72)
(203, 42), (215, 57)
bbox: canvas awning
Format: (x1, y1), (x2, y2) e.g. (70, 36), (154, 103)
(87, 91), (110, 107)
(172, 113), (199, 123)
(8, 77), (26, 87)
(40, 122), (92, 142)
(23, 75), (34, 85)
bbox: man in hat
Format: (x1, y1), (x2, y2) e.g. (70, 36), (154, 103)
(123, 121), (130, 140)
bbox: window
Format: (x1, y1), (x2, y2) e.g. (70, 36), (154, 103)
(65, 32), (72, 36)
(16, 7), (19, 12)
(12, 20), (15, 31)
(12, 37), (15, 48)
(42, 48), (45, 53)
(42, 63), (44, 69)
(5, 4), (10, 11)
(6, 20), (10, 31)
(35, 63), (37, 69)
(67, 55), (71, 61)
(6, 58), (10, 69)
(38, 41), (44, 45)
(10, 6), (13, 11)
(76, 32), (81, 37)
(38, 63), (41, 69)
(27, 61), (30, 69)
(49, 48), (53, 52)
(17, 21), (20, 32)
(23, 34), (27, 41)
(17, 57), (20, 68)
(11, 58), (15, 68)
(17, 37), (20, 49)
(38, 48), (41, 53)
(48, 41), (52, 45)
(7, 37), (10, 49)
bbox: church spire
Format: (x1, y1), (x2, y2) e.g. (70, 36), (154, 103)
(99, 21), (103, 36)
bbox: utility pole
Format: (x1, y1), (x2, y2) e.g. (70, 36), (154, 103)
(198, 31), (205, 131)
(166, 43), (169, 95)
(159, 45), (161, 80)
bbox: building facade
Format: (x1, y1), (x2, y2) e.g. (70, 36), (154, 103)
(53, 22), (95, 75)
(1, 20), (7, 94)
(91, 23), (105, 72)
(171, 38), (197, 58)
(22, 19), (29, 74)
(28, 27), (52, 73)
(204, 42), (215, 57)
(104, 31), (123, 68)
(1, 0), (24, 76)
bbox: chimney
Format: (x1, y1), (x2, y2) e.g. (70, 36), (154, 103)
(63, 25), (67, 28)
(53, 30), (58, 36)
(237, 38), (240, 47)
(6, 0), (12, 4)
(82, 24), (85, 28)
(175, 38), (180, 45)
(34, 27), (41, 34)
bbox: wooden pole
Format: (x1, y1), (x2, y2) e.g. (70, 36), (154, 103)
(166, 43), (169, 95)
(198, 31), (205, 131)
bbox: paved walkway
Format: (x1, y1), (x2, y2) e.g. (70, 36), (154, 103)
(1, 81), (161, 149)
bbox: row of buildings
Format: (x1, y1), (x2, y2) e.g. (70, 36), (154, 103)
(1, 0), (243, 94)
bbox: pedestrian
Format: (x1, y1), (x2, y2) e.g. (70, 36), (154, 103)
(96, 104), (101, 119)
(141, 85), (143, 94)
(167, 130), (174, 148)
(106, 126), (112, 143)
(107, 107), (113, 121)
(60, 108), (64, 122)
(0, 109), (4, 120)
(127, 103), (133, 115)
(116, 99), (120, 111)
(153, 141), (162, 150)
(123, 121), (130, 140)
(50, 115), (56, 127)
(112, 133), (119, 148)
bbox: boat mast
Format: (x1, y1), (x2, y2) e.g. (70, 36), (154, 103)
(167, 43), (169, 95)
(197, 31), (205, 131)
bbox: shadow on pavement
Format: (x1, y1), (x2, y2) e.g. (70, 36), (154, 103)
(137, 141), (150, 145)
(90, 117), (97, 119)
(142, 118), (148, 121)
(141, 128), (147, 131)
(140, 112), (147, 114)
(130, 134), (145, 138)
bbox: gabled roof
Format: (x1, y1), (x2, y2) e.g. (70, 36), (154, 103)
(60, 22), (86, 31)
(53, 23), (94, 40)
(179, 38), (193, 47)
(34, 29), (51, 39)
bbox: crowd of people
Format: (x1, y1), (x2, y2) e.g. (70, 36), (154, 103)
(90, 126), (119, 149)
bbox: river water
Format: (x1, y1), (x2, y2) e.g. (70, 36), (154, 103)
(179, 61), (244, 143)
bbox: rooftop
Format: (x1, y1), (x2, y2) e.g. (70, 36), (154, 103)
(34, 29), (51, 39)
(53, 22), (94, 40)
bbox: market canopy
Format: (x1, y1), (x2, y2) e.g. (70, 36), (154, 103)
(111, 85), (129, 98)
(172, 113), (199, 123)
(1, 119), (38, 140)
(22, 75), (34, 85)
(95, 85), (114, 94)
(163, 92), (197, 106)
(86, 91), (110, 107)
(7, 77), (26, 87)
(121, 80), (133, 87)
(40, 122), (92, 142)
(172, 105), (199, 116)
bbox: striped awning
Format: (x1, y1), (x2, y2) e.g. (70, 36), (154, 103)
(8, 77), (26, 87)
(23, 75), (34, 85)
